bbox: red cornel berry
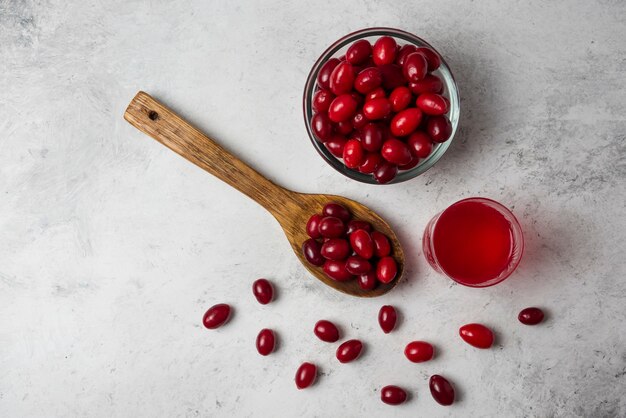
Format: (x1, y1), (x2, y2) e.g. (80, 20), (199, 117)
(376, 256), (398, 283)
(429, 375), (455, 406)
(459, 323), (494, 349)
(404, 341), (435, 363)
(378, 305), (397, 333)
(202, 304), (231, 329)
(518, 307), (545, 325)
(256, 329), (276, 356)
(336, 339), (363, 363)
(295, 362), (317, 389)
(252, 278), (273, 305)
(314, 320), (340, 343)
(380, 385), (407, 405)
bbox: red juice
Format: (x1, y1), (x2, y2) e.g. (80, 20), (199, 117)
(428, 199), (521, 286)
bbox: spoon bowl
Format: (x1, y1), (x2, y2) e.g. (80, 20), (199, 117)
(124, 91), (404, 297)
(275, 192), (403, 296)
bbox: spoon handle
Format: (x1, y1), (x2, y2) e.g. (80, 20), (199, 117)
(124, 91), (292, 214)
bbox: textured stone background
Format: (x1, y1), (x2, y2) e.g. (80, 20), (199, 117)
(1, 0), (625, 417)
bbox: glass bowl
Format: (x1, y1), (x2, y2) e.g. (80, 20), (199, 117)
(303, 27), (460, 184)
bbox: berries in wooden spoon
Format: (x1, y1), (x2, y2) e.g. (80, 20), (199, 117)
(301, 202), (397, 286)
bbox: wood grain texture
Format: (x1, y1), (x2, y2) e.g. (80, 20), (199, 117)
(124, 91), (403, 297)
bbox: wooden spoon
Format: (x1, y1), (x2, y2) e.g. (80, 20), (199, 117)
(124, 91), (404, 297)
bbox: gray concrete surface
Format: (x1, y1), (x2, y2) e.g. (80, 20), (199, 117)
(1, 0), (625, 416)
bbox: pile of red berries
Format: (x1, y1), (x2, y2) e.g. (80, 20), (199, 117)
(301, 202), (398, 288)
(202, 281), (545, 407)
(310, 36), (453, 183)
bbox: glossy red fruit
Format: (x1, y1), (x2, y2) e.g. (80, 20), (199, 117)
(407, 131), (434, 158)
(252, 278), (273, 305)
(415, 47), (441, 71)
(349, 229), (374, 259)
(380, 385), (407, 405)
(363, 98), (392, 120)
(343, 139), (365, 168)
(322, 202), (351, 222)
(311, 113), (333, 142)
(365, 87), (386, 101)
(358, 271), (377, 290)
(202, 304), (231, 329)
(336, 339), (363, 363)
(390, 108), (422, 137)
(314, 319), (340, 342)
(358, 152), (383, 174)
(372, 36), (397, 66)
(321, 238), (350, 260)
(373, 161), (398, 184)
(378, 64), (405, 90)
(399, 156), (419, 170)
(302, 238), (324, 266)
(409, 74), (443, 94)
(335, 120), (353, 135)
(429, 375), (455, 406)
(371, 231), (391, 257)
(389, 86), (412, 112)
(295, 362), (317, 389)
(459, 323), (494, 349)
(427, 115), (452, 143)
(381, 138), (413, 165)
(329, 62), (356, 95)
(518, 307), (544, 325)
(345, 255), (372, 274)
(416, 93), (449, 115)
(312, 89), (335, 113)
(318, 216), (346, 238)
(378, 305), (397, 333)
(346, 39), (372, 65)
(361, 123), (383, 152)
(323, 260), (353, 281)
(404, 341), (434, 362)
(377, 257), (398, 283)
(325, 135), (347, 157)
(256, 329), (276, 356)
(346, 220), (372, 234)
(403, 52), (428, 82)
(352, 111), (367, 130)
(354, 67), (383, 94)
(351, 92), (364, 108)
(396, 44), (417, 66)
(328, 94), (358, 123)
(306, 214), (322, 238)
(317, 58), (340, 90)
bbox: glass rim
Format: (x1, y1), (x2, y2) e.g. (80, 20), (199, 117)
(302, 27), (461, 185)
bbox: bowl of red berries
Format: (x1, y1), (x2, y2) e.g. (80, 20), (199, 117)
(303, 27), (460, 184)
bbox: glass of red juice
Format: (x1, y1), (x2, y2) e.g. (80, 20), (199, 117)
(422, 197), (524, 287)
